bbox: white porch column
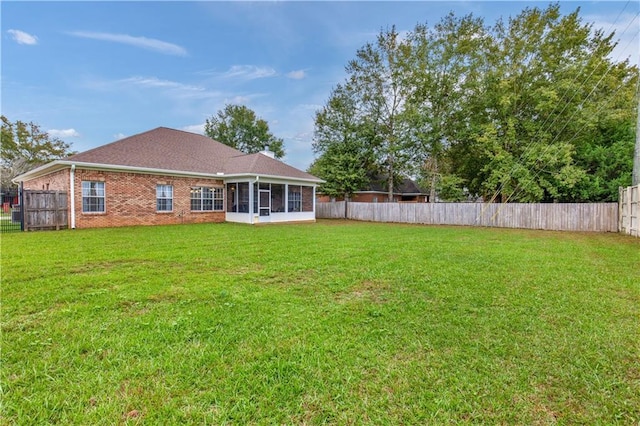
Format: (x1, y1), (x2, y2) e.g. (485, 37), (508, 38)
(284, 183), (289, 213)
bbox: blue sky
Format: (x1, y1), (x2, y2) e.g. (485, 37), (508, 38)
(2, 1), (638, 171)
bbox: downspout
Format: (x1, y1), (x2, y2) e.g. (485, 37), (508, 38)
(313, 186), (316, 220)
(70, 164), (76, 229)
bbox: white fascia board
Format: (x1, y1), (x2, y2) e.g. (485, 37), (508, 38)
(12, 160), (68, 183)
(64, 161), (226, 178)
(14, 160), (226, 182)
(13, 160), (324, 185)
(222, 173), (324, 184)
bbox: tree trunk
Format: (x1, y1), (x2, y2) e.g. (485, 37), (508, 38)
(429, 158), (438, 203)
(387, 156), (394, 202)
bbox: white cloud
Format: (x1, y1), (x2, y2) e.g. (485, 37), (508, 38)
(182, 124), (205, 134)
(299, 103), (323, 111)
(224, 95), (253, 105)
(286, 70), (307, 80)
(48, 128), (80, 138)
(7, 29), (38, 45)
(112, 76), (222, 100)
(221, 65), (278, 80)
(67, 31), (187, 56)
(585, 12), (639, 66)
(113, 133), (126, 140)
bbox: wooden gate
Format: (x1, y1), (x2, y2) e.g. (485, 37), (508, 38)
(23, 190), (68, 231)
(619, 185), (639, 237)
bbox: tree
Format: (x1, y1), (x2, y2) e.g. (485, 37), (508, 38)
(204, 105), (285, 158)
(314, 5), (637, 203)
(405, 13), (490, 202)
(455, 4), (637, 202)
(1, 116), (75, 189)
(311, 84), (375, 199)
(343, 26), (415, 201)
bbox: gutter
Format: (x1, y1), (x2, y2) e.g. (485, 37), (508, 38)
(70, 164), (76, 229)
(13, 160), (324, 185)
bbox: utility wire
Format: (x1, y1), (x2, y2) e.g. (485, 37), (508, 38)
(477, 3), (638, 223)
(493, 13), (639, 210)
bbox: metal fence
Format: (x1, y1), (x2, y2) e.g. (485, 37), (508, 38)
(1, 188), (22, 233)
(317, 201), (619, 233)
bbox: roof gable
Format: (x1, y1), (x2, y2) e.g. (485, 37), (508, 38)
(224, 153), (319, 181)
(60, 127), (320, 182)
(68, 127), (242, 175)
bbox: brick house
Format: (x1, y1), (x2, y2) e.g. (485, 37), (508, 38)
(13, 127), (322, 228)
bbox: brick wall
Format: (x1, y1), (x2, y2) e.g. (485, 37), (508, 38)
(24, 168), (225, 229)
(22, 169), (70, 192)
(73, 169), (225, 228)
(302, 186), (314, 212)
(352, 193), (392, 203)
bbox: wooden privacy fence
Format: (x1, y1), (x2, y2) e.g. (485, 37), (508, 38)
(23, 190), (68, 231)
(619, 185), (639, 237)
(317, 201), (619, 232)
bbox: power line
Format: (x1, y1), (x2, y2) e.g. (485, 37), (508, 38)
(478, 3), (638, 214)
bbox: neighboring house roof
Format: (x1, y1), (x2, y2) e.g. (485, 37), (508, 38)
(14, 127), (322, 183)
(364, 177), (426, 195)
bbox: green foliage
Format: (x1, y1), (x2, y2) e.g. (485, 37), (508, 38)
(204, 104), (285, 158)
(437, 174), (468, 202)
(2, 222), (639, 423)
(311, 85), (376, 198)
(1, 115), (75, 189)
(308, 145), (369, 199)
(321, 27), (415, 201)
(314, 4), (637, 202)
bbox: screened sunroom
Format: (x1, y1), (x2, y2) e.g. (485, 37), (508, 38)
(225, 180), (316, 224)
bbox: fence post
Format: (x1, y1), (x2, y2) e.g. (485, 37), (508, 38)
(54, 190), (60, 231)
(19, 183), (25, 231)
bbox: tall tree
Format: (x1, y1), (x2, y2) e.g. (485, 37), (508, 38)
(468, 4), (636, 202)
(204, 104), (285, 158)
(1, 116), (75, 189)
(314, 5), (636, 203)
(311, 84), (373, 198)
(344, 26), (414, 201)
(406, 13), (490, 201)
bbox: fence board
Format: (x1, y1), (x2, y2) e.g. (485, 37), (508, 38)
(619, 185), (639, 237)
(317, 201), (619, 233)
(24, 191), (68, 231)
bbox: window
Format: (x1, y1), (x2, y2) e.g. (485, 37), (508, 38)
(271, 184), (285, 213)
(191, 187), (223, 211)
(288, 185), (302, 212)
(82, 181), (105, 213)
(214, 188), (224, 211)
(237, 183), (250, 213)
(156, 184), (173, 212)
(227, 183), (237, 212)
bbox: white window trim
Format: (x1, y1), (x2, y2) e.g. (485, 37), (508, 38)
(81, 181), (106, 214)
(191, 186), (224, 212)
(156, 184), (173, 213)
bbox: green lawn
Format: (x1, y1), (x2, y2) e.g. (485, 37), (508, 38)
(2, 221), (639, 424)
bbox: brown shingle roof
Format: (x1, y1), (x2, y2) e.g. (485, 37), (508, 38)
(224, 153), (319, 181)
(68, 127), (241, 175)
(65, 127), (320, 182)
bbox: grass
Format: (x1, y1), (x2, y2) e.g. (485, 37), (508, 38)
(1, 220), (639, 425)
